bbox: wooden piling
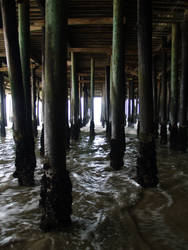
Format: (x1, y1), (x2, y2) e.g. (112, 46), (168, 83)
(105, 66), (111, 137)
(83, 84), (89, 126)
(18, 0), (37, 140)
(70, 52), (80, 139)
(101, 83), (106, 127)
(0, 72), (6, 137)
(90, 57), (95, 137)
(130, 82), (135, 125)
(110, 0), (125, 170)
(137, 0), (158, 187)
(40, 26), (45, 157)
(31, 68), (38, 137)
(78, 78), (83, 127)
(179, 12), (188, 151)
(169, 24), (179, 149)
(160, 37), (168, 145)
(152, 56), (159, 138)
(36, 84), (40, 126)
(40, 0), (72, 231)
(128, 84), (131, 126)
(1, 0), (36, 186)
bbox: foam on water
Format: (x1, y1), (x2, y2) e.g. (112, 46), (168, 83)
(0, 128), (188, 250)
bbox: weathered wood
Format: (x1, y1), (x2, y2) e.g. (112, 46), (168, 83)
(69, 17), (113, 25)
(35, 0), (45, 16)
(69, 47), (111, 54)
(83, 84), (89, 126)
(133, 85), (137, 124)
(78, 80), (104, 84)
(110, 0), (125, 170)
(0, 72), (6, 137)
(0, 66), (8, 72)
(160, 37), (168, 145)
(18, 0), (31, 123)
(70, 52), (80, 139)
(78, 78), (83, 127)
(179, 12), (188, 151)
(78, 72), (104, 77)
(18, 0), (36, 171)
(152, 56), (158, 138)
(169, 24), (179, 149)
(40, 0), (72, 231)
(105, 66), (111, 137)
(1, 0), (36, 186)
(36, 86), (40, 126)
(3, 79), (7, 127)
(31, 17), (125, 27)
(31, 68), (38, 137)
(128, 83), (132, 127)
(130, 82), (135, 125)
(157, 76), (162, 126)
(90, 57), (95, 137)
(100, 83), (106, 127)
(137, 0), (158, 187)
(136, 95), (139, 121)
(40, 26), (45, 157)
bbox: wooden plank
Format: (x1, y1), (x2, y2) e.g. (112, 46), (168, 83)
(0, 53), (6, 57)
(69, 17), (113, 25)
(78, 72), (104, 77)
(0, 66), (8, 72)
(30, 17), (126, 26)
(79, 80), (104, 84)
(69, 47), (111, 54)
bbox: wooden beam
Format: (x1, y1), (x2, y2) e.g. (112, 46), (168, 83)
(31, 17), (126, 27)
(69, 17), (114, 25)
(35, 0), (45, 16)
(79, 80), (104, 84)
(0, 66), (8, 72)
(69, 47), (111, 54)
(0, 53), (6, 57)
(68, 48), (138, 56)
(30, 26), (42, 32)
(78, 72), (104, 77)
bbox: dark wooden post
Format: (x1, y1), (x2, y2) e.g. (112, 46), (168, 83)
(105, 66), (111, 137)
(83, 84), (89, 126)
(128, 83), (131, 126)
(160, 38), (168, 145)
(133, 85), (138, 124)
(40, 26), (45, 157)
(3, 86), (7, 127)
(169, 24), (179, 149)
(152, 56), (158, 138)
(0, 72), (6, 137)
(31, 68), (38, 137)
(66, 98), (70, 150)
(136, 94), (139, 121)
(36, 83), (40, 126)
(78, 77), (82, 127)
(90, 57), (95, 137)
(130, 82), (135, 125)
(179, 11), (188, 151)
(1, 0), (36, 185)
(18, 0), (37, 143)
(40, 0), (72, 231)
(110, 0), (125, 170)
(157, 76), (162, 125)
(137, 0), (158, 187)
(101, 83), (105, 127)
(70, 52), (80, 139)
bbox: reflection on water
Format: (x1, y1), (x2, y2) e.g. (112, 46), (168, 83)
(0, 127), (188, 250)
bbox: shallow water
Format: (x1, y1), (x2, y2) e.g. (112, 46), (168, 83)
(0, 127), (188, 250)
